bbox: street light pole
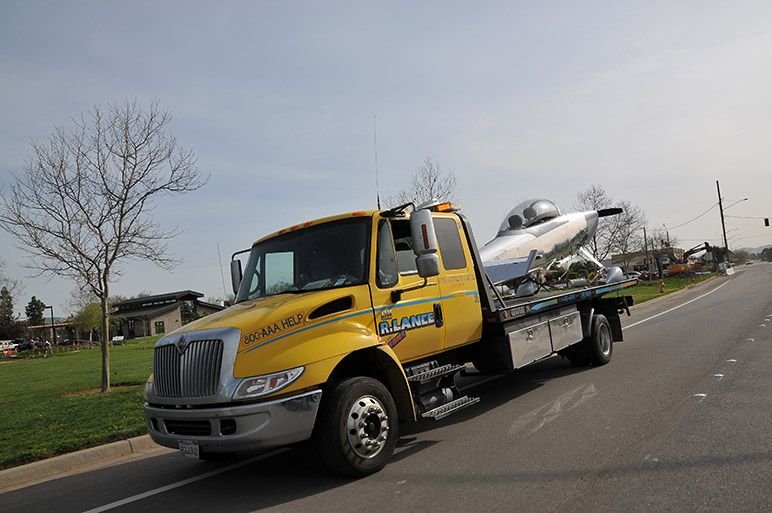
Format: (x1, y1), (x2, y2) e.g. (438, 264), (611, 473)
(43, 304), (56, 345)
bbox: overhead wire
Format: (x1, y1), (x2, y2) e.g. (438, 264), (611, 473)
(667, 202), (719, 230)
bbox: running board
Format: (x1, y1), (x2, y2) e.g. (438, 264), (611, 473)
(422, 396), (480, 420)
(407, 363), (466, 384)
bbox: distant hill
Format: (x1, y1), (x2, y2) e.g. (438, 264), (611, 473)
(738, 244), (772, 254)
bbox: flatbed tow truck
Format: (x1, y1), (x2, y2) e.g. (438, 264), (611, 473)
(144, 202), (636, 476)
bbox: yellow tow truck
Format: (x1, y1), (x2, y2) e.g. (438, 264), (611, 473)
(144, 202), (636, 476)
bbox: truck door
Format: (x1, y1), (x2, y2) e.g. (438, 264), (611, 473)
(431, 215), (483, 350)
(370, 217), (446, 362)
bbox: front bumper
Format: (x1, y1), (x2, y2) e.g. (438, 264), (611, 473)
(144, 389), (322, 453)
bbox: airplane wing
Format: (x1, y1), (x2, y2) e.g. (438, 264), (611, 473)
(482, 249), (539, 285)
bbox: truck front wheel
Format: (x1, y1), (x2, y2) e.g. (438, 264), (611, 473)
(314, 377), (398, 477)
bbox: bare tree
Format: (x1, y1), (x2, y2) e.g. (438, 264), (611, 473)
(386, 156), (457, 208)
(0, 99), (207, 391)
(573, 185), (615, 260)
(647, 228), (679, 277)
(608, 200), (647, 271)
(0, 257), (23, 300)
(574, 185), (646, 264)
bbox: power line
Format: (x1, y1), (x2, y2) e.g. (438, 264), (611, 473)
(667, 202), (719, 230)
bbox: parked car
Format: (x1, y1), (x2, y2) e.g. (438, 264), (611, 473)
(15, 338), (36, 351)
(0, 340), (19, 351)
(624, 271), (642, 279)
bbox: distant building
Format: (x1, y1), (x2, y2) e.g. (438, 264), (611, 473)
(609, 248), (685, 273)
(25, 320), (74, 345)
(112, 290), (224, 339)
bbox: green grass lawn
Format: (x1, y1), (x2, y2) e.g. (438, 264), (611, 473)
(0, 337), (158, 470)
(629, 273), (715, 305)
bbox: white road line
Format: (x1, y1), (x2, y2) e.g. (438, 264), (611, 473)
(81, 449), (288, 513)
(622, 281), (729, 331)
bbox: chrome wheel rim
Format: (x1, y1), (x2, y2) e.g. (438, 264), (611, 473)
(346, 394), (390, 459)
(599, 323), (612, 356)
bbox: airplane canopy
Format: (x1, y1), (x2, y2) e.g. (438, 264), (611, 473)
(498, 199), (562, 233)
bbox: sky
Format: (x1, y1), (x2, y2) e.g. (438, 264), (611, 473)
(1, 0), (771, 319)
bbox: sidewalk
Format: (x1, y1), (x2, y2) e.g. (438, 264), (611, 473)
(0, 435), (172, 494)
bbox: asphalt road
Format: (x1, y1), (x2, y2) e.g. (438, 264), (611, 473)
(4, 263), (771, 513)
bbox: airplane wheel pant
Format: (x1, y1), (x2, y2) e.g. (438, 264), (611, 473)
(314, 376), (398, 477)
(564, 314), (613, 367)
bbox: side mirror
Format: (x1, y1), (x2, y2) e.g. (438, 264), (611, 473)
(410, 209), (440, 278)
(230, 259), (243, 294)
(416, 253), (440, 277)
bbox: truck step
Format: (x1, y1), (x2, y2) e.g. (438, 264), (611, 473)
(422, 395), (480, 420)
(407, 363), (466, 383)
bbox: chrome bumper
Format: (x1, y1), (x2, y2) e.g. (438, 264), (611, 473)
(144, 389), (322, 453)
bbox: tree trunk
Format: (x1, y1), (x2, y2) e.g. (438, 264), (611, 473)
(100, 280), (111, 393)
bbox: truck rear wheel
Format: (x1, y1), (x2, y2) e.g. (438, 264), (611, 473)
(314, 377), (398, 477)
(583, 314), (613, 365)
(564, 314), (613, 367)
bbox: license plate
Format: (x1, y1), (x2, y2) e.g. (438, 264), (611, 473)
(178, 440), (200, 459)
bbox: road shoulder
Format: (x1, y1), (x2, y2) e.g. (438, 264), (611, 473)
(0, 435), (174, 494)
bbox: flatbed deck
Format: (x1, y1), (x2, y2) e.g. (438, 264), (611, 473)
(486, 278), (639, 323)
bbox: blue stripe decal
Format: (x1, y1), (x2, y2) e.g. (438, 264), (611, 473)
(244, 309), (372, 353)
(372, 294), (454, 313)
(244, 291), (479, 353)
(530, 299), (557, 312)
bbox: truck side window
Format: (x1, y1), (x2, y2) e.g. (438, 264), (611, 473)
(434, 218), (467, 270)
(390, 220), (418, 275)
(376, 220), (399, 288)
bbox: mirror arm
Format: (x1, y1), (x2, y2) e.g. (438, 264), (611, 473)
(391, 277), (436, 303)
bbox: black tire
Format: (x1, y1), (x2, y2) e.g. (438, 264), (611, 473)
(583, 314), (613, 365)
(314, 377), (398, 477)
(563, 314), (613, 367)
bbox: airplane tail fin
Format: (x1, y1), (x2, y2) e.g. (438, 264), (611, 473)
(482, 249), (539, 285)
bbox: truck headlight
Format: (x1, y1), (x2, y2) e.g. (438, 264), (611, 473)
(233, 367), (304, 400)
(144, 374), (154, 401)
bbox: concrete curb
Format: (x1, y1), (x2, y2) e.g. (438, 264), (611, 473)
(0, 435), (162, 494)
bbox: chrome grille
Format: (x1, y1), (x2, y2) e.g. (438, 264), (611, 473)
(153, 339), (224, 399)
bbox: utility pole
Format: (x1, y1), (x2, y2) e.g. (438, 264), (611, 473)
(643, 227), (651, 282)
(716, 180), (730, 265)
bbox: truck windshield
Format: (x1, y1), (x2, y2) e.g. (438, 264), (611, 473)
(235, 217), (371, 302)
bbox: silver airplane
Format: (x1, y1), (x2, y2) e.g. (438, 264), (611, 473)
(478, 199), (623, 288)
